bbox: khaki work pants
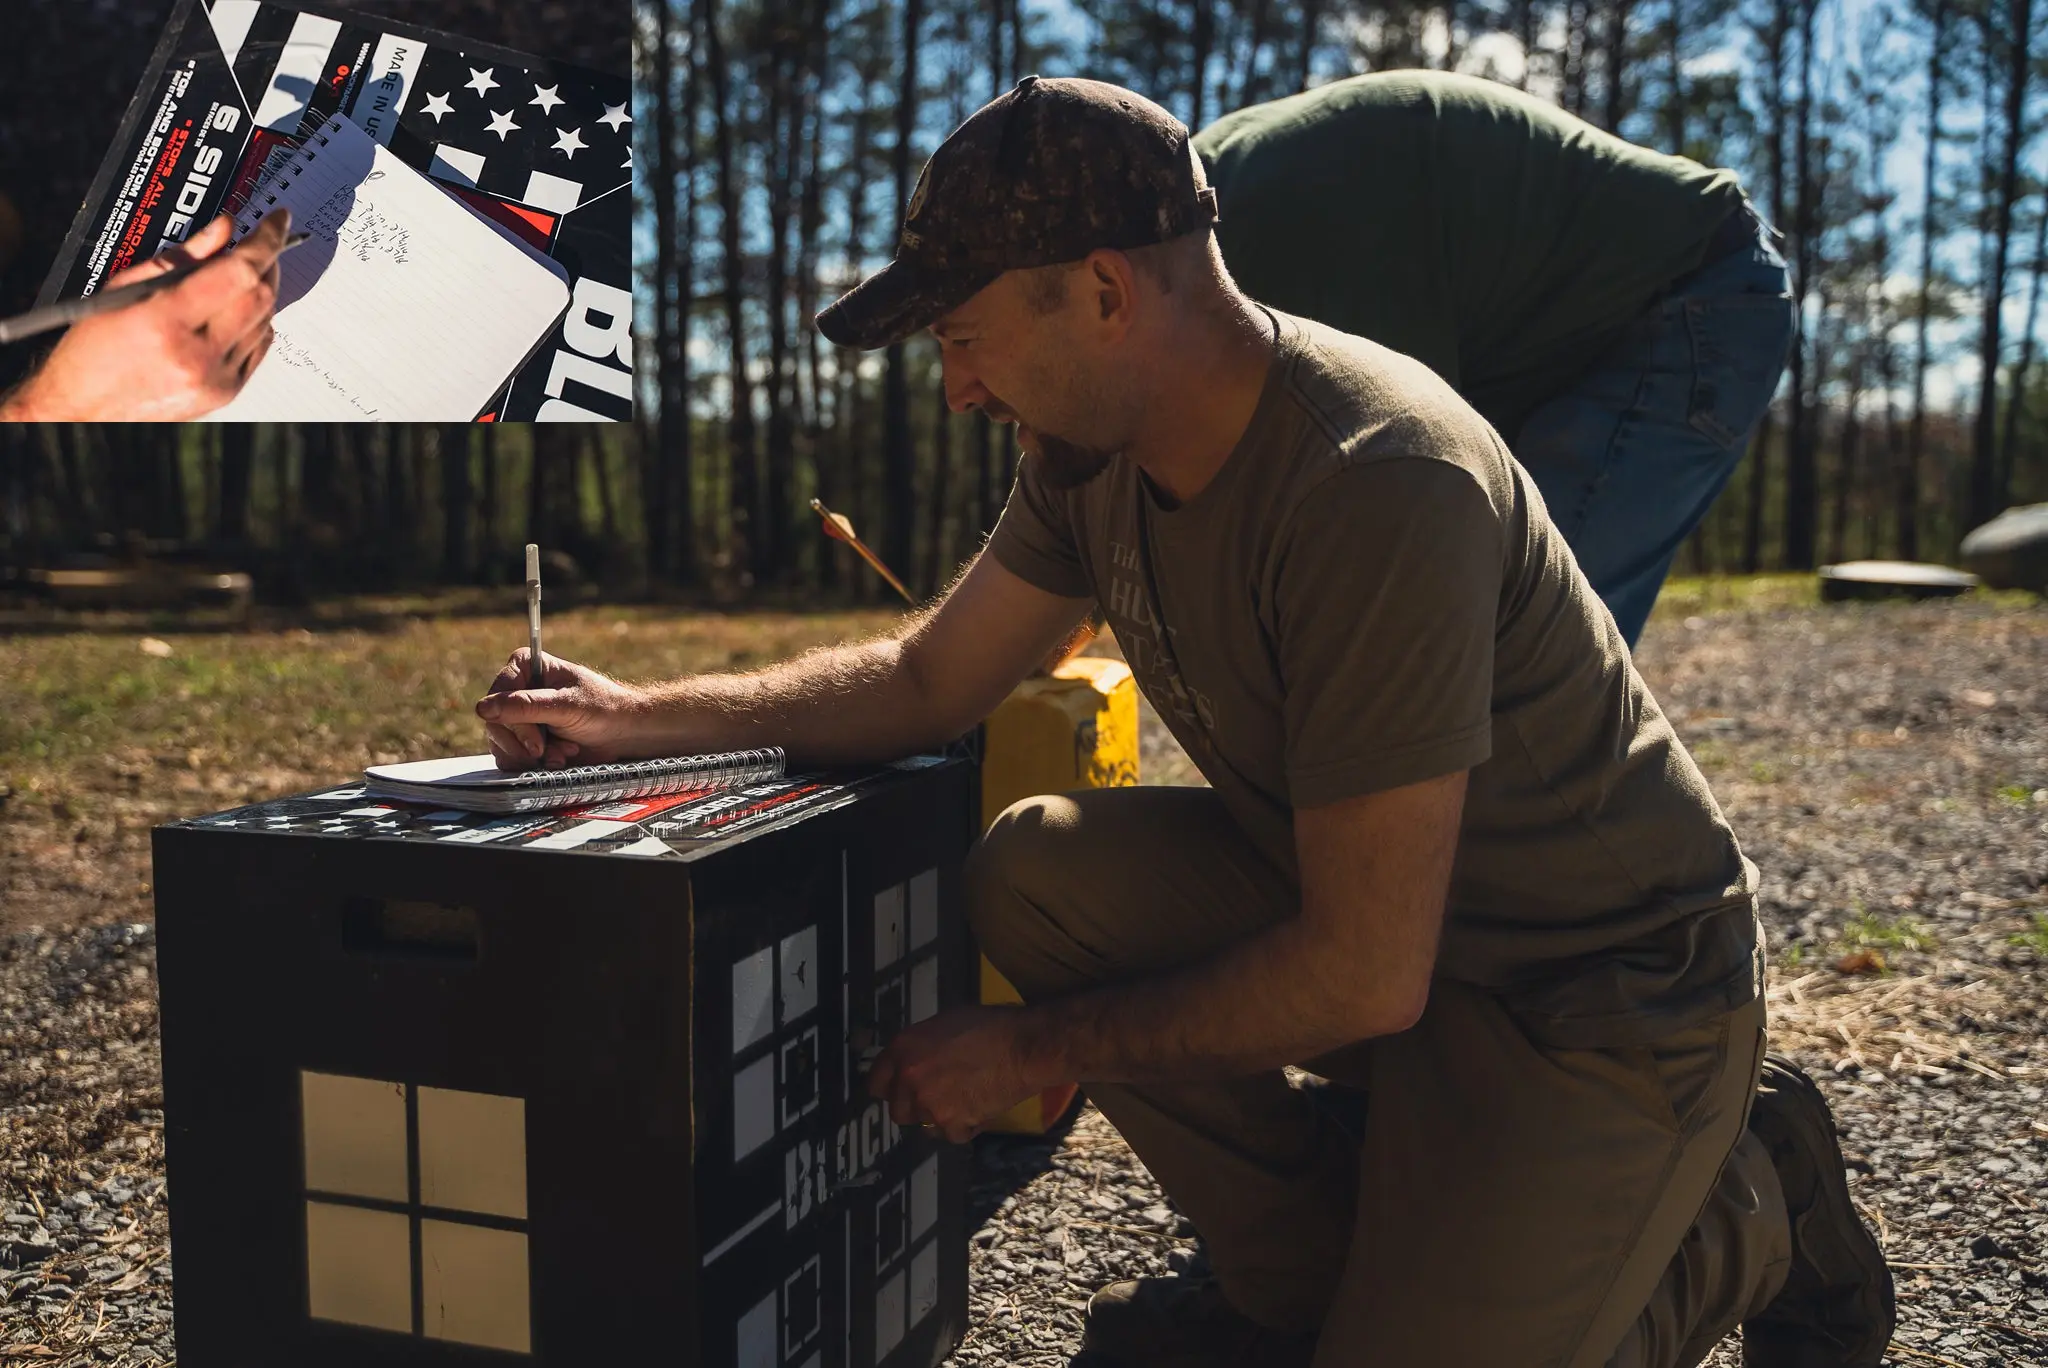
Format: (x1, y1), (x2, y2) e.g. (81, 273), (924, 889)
(970, 787), (1794, 1368)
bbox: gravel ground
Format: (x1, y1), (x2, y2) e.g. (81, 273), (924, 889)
(2, 595), (2044, 1366)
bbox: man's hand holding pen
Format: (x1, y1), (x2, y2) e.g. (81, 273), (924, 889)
(0, 209), (294, 422)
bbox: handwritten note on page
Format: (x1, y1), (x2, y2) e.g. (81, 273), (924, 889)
(206, 115), (571, 422)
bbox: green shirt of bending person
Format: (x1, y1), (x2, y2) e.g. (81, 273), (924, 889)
(1194, 72), (1795, 645)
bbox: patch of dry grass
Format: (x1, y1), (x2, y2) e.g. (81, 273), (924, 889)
(0, 601), (903, 933)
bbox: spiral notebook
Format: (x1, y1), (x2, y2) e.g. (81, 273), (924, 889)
(363, 749), (788, 814)
(205, 112), (572, 422)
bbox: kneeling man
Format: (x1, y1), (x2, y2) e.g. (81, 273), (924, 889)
(478, 77), (1891, 1368)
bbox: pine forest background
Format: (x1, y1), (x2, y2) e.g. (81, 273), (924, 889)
(3, 0), (2048, 601)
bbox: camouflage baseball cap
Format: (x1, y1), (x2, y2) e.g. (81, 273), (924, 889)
(815, 76), (1220, 350)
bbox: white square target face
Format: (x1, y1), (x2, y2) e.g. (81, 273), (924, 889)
(783, 1254), (822, 1357)
(300, 1071), (407, 1202)
(910, 956), (939, 1024)
(305, 1200), (410, 1333)
(419, 1220), (532, 1353)
(909, 868), (939, 949)
(734, 1054), (777, 1160)
(873, 883), (906, 969)
(875, 1269), (906, 1360)
(736, 1290), (777, 1368)
(910, 1238), (939, 1328)
(911, 1154), (938, 1240)
(780, 925), (819, 1024)
(733, 946), (776, 1054)
(417, 1086), (527, 1219)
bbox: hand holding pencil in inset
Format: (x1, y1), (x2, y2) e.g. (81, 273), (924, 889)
(0, 210), (303, 423)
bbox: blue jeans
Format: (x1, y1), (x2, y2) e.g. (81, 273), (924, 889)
(1513, 216), (1796, 647)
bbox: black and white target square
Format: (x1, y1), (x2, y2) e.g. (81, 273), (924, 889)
(733, 1053), (775, 1161)
(783, 1255), (821, 1359)
(872, 883), (906, 971)
(778, 1027), (820, 1128)
(733, 945), (775, 1055)
(779, 925), (818, 1024)
(909, 956), (938, 1025)
(875, 1179), (907, 1272)
(736, 1289), (776, 1368)
(874, 974), (907, 1042)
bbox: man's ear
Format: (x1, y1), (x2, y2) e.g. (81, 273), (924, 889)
(1085, 249), (1138, 336)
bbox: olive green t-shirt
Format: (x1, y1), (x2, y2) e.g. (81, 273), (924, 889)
(1193, 71), (1749, 441)
(985, 311), (1761, 1047)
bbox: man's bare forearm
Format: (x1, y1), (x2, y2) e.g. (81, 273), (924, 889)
(634, 616), (961, 766)
(1009, 913), (1421, 1085)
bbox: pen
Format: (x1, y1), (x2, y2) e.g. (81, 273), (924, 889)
(0, 232), (312, 346)
(525, 544), (550, 751)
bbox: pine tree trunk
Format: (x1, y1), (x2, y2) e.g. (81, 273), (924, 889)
(526, 441), (550, 549)
(386, 435), (414, 564)
(797, 0), (831, 587)
(1743, 413), (1773, 571)
(1516, 0), (1537, 88)
(1664, 0), (1685, 152)
(648, 0), (679, 583)
(1831, 363), (1863, 564)
(590, 433), (619, 548)
(1299, 0), (1324, 89)
(989, 0), (1005, 98)
(218, 427), (255, 546)
(705, 0), (760, 582)
(479, 426), (500, 584)
(1997, 194), (2048, 506)
(924, 367), (954, 595)
(1781, 0), (1818, 570)
(1744, 0), (1791, 572)
(1236, 0), (1273, 107)
(678, 0), (702, 583)
(1903, 0), (1946, 562)
(882, 0), (926, 582)
(1875, 363), (1906, 560)
(832, 89), (878, 597)
(440, 427), (472, 581)
(762, 35), (797, 583)
(1603, 0), (1634, 132)
(1971, 0), (2033, 527)
(1564, 0), (1592, 117)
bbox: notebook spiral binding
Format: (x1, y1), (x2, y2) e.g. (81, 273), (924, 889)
(222, 110), (342, 237)
(522, 747), (787, 794)
(480, 748), (788, 812)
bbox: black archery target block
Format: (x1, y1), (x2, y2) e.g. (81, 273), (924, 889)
(152, 758), (976, 1367)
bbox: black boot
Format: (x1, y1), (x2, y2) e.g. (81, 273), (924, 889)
(1741, 1056), (1896, 1367)
(1077, 1276), (1318, 1367)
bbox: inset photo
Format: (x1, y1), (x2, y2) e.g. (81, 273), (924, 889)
(0, 0), (631, 422)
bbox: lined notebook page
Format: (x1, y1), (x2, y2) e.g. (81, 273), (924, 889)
(207, 115), (571, 422)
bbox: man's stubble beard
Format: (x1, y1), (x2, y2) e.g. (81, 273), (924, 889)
(1012, 348), (1126, 490)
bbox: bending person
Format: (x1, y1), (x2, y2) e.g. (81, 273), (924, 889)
(1195, 72), (1794, 645)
